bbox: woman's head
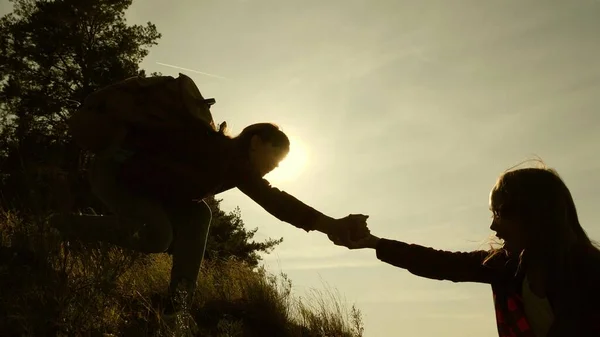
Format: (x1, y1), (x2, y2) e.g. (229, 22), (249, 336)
(489, 164), (594, 261)
(234, 123), (290, 176)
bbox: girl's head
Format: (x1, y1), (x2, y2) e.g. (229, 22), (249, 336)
(489, 164), (595, 261)
(234, 123), (290, 176)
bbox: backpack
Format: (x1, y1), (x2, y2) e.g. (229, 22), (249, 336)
(67, 73), (217, 153)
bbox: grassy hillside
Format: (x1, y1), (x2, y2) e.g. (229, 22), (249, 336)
(0, 210), (364, 337)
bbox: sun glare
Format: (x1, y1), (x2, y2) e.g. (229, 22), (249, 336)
(265, 134), (309, 183)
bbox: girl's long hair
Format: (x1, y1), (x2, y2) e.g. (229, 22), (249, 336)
(484, 160), (600, 268)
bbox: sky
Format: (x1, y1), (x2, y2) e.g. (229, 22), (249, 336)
(3, 0), (600, 335)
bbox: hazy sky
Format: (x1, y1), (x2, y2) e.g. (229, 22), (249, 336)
(4, 0), (600, 335)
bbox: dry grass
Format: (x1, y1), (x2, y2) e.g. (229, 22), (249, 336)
(0, 210), (364, 337)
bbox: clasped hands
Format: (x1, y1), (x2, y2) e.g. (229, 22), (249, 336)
(315, 214), (379, 249)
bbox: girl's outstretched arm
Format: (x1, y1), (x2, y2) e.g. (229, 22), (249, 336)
(345, 235), (509, 284)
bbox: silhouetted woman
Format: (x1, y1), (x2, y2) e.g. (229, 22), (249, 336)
(52, 121), (368, 318)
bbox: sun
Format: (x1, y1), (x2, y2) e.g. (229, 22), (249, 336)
(265, 134), (309, 183)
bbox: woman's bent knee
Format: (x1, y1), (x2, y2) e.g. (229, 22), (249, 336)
(174, 201), (211, 243)
(197, 200), (212, 222)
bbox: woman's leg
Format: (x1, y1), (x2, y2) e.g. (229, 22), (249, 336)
(164, 199), (212, 311)
(53, 152), (174, 253)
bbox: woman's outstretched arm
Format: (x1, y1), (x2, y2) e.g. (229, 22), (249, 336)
(237, 176), (369, 243)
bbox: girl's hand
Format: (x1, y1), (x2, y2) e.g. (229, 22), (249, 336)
(329, 232), (381, 250)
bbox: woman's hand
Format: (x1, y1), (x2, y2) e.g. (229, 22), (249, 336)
(314, 214), (382, 249)
(314, 214), (370, 246)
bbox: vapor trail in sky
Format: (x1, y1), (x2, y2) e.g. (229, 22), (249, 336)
(156, 62), (229, 80)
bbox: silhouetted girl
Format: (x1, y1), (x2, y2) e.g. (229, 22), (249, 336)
(341, 165), (600, 337)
